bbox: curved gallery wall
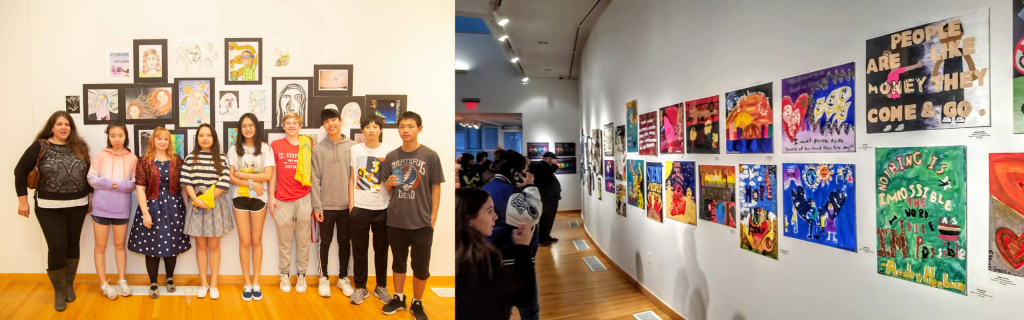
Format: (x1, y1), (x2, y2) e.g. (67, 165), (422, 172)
(579, 1), (1022, 319)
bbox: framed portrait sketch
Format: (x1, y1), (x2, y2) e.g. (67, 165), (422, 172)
(365, 95), (407, 129)
(82, 84), (123, 125)
(133, 39), (168, 84)
(175, 78), (215, 129)
(309, 96), (365, 129)
(272, 77), (312, 128)
(217, 91), (241, 120)
(123, 83), (175, 125)
(350, 128), (382, 143)
(224, 38), (263, 85)
(134, 125), (188, 159)
(222, 120), (264, 152)
(313, 64), (353, 97)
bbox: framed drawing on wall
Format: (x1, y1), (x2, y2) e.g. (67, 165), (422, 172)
(134, 125), (188, 159)
(313, 64), (354, 97)
(133, 39), (168, 84)
(222, 120), (265, 152)
(123, 83), (175, 125)
(309, 96), (365, 128)
(175, 78), (215, 129)
(225, 38), (263, 85)
(83, 84), (124, 125)
(272, 77), (312, 128)
(365, 95), (407, 128)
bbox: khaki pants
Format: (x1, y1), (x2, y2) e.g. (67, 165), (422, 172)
(274, 193), (313, 275)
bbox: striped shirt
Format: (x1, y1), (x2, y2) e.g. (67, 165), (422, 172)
(181, 152), (231, 191)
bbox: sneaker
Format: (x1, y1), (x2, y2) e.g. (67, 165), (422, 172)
(350, 288), (368, 305)
(197, 286), (208, 299)
(279, 274), (291, 293)
(318, 277), (331, 298)
(337, 277), (355, 297)
(295, 274), (307, 293)
(410, 300), (428, 320)
(539, 240), (553, 247)
(253, 284), (263, 301)
(101, 281), (117, 300)
(373, 286), (393, 304)
(550, 237), (560, 243)
(210, 287), (220, 300)
(242, 285), (253, 302)
(117, 280), (132, 297)
(382, 294), (407, 315)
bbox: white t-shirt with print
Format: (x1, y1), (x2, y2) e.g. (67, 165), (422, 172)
(350, 142), (394, 210)
(227, 142), (276, 202)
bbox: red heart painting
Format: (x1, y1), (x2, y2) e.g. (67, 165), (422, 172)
(995, 227), (1024, 270)
(990, 154), (1024, 218)
(781, 94), (808, 143)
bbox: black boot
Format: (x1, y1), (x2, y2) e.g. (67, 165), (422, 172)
(65, 258), (79, 302)
(46, 268), (67, 312)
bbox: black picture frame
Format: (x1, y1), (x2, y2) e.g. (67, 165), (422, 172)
(217, 90), (241, 119)
(364, 95), (407, 129)
(224, 38), (263, 85)
(134, 125), (188, 159)
(312, 64), (354, 97)
(65, 96), (80, 114)
(82, 84), (124, 125)
(122, 83), (176, 125)
(350, 128), (382, 143)
(264, 128), (286, 144)
(554, 142), (576, 157)
(174, 77), (216, 129)
(133, 39), (168, 84)
(222, 120), (265, 152)
(272, 77), (312, 128)
(309, 96), (365, 128)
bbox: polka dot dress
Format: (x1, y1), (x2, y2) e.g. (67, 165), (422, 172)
(128, 160), (192, 257)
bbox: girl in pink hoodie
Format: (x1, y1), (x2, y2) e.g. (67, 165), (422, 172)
(86, 121), (138, 300)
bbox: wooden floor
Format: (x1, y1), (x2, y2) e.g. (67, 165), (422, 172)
(0, 275), (453, 319)
(512, 213), (672, 320)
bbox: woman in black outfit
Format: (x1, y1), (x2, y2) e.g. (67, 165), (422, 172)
(459, 152), (481, 188)
(455, 187), (534, 319)
(14, 111), (93, 311)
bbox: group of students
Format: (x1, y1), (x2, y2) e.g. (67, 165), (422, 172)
(15, 108), (444, 320)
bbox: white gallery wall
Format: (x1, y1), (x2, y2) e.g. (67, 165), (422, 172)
(456, 32), (582, 210)
(580, 1), (1020, 319)
(0, 0), (455, 278)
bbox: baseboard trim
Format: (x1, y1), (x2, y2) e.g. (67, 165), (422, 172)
(556, 209), (581, 215)
(582, 224), (686, 320)
(0, 273), (454, 287)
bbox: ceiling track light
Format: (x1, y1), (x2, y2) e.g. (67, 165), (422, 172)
(510, 57), (519, 63)
(497, 18), (509, 26)
(498, 34), (508, 42)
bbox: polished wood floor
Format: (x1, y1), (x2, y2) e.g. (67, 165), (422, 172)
(0, 275), (453, 320)
(512, 212), (672, 320)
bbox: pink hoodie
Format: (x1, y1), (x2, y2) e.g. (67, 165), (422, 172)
(87, 148), (138, 219)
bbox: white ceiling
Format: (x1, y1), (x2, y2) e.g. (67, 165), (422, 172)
(456, 0), (610, 79)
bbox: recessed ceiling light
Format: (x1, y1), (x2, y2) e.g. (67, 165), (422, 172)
(538, 41), (549, 45)
(522, 77), (529, 82)
(498, 35), (508, 42)
(497, 18), (509, 26)
(510, 57), (519, 63)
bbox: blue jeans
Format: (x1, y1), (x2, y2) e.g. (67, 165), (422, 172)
(506, 278), (539, 320)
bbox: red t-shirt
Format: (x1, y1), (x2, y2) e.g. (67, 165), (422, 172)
(272, 138), (310, 202)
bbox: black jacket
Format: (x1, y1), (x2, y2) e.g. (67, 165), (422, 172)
(529, 161), (561, 200)
(456, 245), (535, 319)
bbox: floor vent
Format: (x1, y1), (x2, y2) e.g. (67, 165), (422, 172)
(583, 256), (606, 272)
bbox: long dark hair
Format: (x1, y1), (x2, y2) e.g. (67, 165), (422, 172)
(496, 150), (527, 180)
(455, 187), (499, 281)
(105, 120), (130, 151)
(235, 113), (264, 156)
(190, 123), (224, 173)
(459, 153), (474, 168)
(34, 110), (89, 159)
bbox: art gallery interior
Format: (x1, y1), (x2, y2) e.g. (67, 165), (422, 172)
(458, 0), (1024, 319)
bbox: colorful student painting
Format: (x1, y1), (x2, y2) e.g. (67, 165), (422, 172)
(665, 161), (697, 226)
(615, 125), (626, 180)
(626, 100), (639, 153)
(124, 85), (174, 122)
(725, 83), (773, 154)
(660, 104), (685, 154)
(699, 165), (735, 227)
(627, 159), (645, 208)
(989, 153), (1024, 277)
(226, 38), (262, 85)
(366, 95), (406, 128)
(176, 79), (214, 128)
(527, 142), (549, 159)
(1016, 3), (1024, 133)
(639, 111), (658, 156)
(616, 184), (627, 217)
(554, 143), (575, 157)
(781, 63), (856, 153)
(134, 39), (167, 84)
(646, 162), (664, 222)
(685, 95), (720, 154)
(875, 146), (967, 295)
(556, 157), (577, 174)
(603, 123), (614, 156)
(604, 160), (615, 193)
(782, 163), (855, 251)
(866, 10), (990, 133)
(739, 164), (778, 259)
(109, 52), (130, 78)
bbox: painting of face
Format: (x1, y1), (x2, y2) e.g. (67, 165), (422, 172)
(84, 85), (121, 124)
(176, 78), (215, 128)
(273, 77), (310, 128)
(134, 39), (168, 84)
(225, 38), (262, 85)
(341, 102), (361, 127)
(124, 85), (173, 123)
(219, 91), (239, 117)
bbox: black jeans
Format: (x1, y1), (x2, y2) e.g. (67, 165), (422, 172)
(351, 207), (388, 289)
(35, 203), (88, 271)
(538, 198), (559, 242)
(318, 209), (351, 277)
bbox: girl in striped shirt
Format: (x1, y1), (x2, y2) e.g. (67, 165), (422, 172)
(181, 123), (234, 299)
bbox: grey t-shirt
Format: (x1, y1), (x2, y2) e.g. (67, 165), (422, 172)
(380, 145), (445, 229)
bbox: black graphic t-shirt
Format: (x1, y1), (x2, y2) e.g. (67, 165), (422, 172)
(380, 145), (445, 229)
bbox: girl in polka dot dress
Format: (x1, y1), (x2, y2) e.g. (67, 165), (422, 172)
(128, 127), (191, 299)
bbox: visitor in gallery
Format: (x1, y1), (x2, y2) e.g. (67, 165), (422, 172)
(530, 152), (562, 246)
(269, 112), (315, 295)
(459, 152), (481, 188)
(227, 113), (274, 302)
(127, 127), (190, 299)
(481, 150), (542, 320)
(348, 114), (395, 305)
(14, 111), (93, 311)
(481, 148), (505, 185)
(475, 151), (491, 177)
(310, 108), (358, 298)
(86, 121), (137, 300)
(181, 124), (234, 300)
(456, 187), (536, 320)
(379, 111), (445, 320)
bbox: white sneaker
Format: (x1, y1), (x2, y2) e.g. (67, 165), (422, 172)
(318, 276), (331, 298)
(117, 279), (132, 297)
(279, 274), (292, 293)
(210, 287), (220, 300)
(101, 281), (117, 300)
(295, 274), (307, 293)
(197, 286), (208, 299)
(337, 277), (355, 297)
